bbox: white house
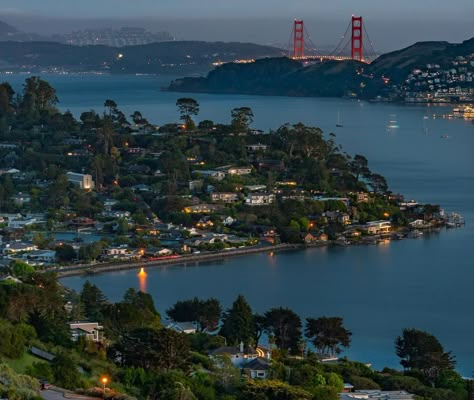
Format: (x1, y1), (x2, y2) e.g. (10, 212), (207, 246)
(69, 321), (103, 342)
(245, 193), (276, 206)
(209, 343), (259, 367)
(211, 192), (240, 203)
(3, 242), (38, 254)
(166, 321), (198, 334)
(363, 221), (392, 234)
(226, 166), (253, 176)
(243, 357), (271, 379)
(8, 218), (37, 229)
(66, 172), (95, 190)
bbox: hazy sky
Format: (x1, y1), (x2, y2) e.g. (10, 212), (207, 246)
(1, 0), (474, 51)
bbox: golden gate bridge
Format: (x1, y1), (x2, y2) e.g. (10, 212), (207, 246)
(290, 16), (377, 64)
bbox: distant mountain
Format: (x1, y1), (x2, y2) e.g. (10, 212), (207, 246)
(0, 20), (18, 36)
(168, 38), (474, 99)
(0, 40), (284, 74)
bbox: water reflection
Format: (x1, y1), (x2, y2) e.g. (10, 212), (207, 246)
(138, 267), (147, 292)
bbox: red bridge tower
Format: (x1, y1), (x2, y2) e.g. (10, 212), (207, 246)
(293, 20), (304, 59)
(351, 16), (363, 61)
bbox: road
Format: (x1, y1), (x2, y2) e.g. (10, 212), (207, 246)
(41, 389), (99, 400)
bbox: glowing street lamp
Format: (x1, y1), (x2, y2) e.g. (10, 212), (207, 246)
(101, 376), (108, 398)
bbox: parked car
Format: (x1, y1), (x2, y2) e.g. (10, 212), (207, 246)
(39, 380), (50, 390)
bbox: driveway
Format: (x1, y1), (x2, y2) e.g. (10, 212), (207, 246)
(41, 388), (100, 400)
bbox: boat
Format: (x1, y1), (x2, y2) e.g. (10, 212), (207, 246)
(336, 110), (343, 128)
(408, 230), (423, 238)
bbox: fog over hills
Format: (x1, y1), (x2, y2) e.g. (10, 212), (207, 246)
(1, 15), (474, 53)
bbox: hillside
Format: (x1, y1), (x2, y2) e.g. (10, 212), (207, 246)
(369, 38), (474, 81)
(168, 38), (474, 100)
(0, 40), (284, 74)
(168, 57), (381, 98)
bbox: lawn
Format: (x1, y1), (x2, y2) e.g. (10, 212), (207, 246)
(4, 351), (41, 374)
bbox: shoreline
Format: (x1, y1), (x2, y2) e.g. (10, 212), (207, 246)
(56, 226), (455, 278)
(56, 242), (310, 278)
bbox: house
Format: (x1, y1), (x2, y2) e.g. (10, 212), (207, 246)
(242, 357), (271, 379)
(245, 193), (276, 206)
(103, 199), (118, 211)
(196, 217), (214, 229)
(66, 172), (95, 190)
(225, 166), (253, 176)
(211, 192), (240, 203)
(26, 250), (57, 264)
(246, 143), (268, 152)
(3, 242), (38, 254)
(188, 180), (204, 192)
(318, 233), (329, 241)
(8, 218), (37, 229)
(166, 321), (198, 334)
(11, 193), (31, 206)
(209, 343), (259, 367)
(104, 246), (130, 259)
(356, 192), (370, 203)
(222, 216), (236, 226)
(363, 220), (392, 235)
(303, 233), (317, 244)
(252, 159), (285, 172)
(157, 248), (173, 256)
(192, 170), (226, 181)
(183, 204), (220, 214)
(69, 321), (103, 342)
(132, 184), (152, 192)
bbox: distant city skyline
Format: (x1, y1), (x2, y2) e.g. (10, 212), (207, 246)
(1, 0), (473, 52)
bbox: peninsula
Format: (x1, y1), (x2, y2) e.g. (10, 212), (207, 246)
(168, 37), (474, 103)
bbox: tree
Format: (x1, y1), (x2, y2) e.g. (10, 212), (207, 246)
(264, 307), (302, 354)
(52, 352), (82, 389)
(113, 327), (190, 371)
(104, 99), (118, 116)
(351, 154), (370, 181)
(176, 98), (199, 130)
(167, 297), (222, 332)
(395, 328), (455, 381)
(80, 281), (108, 321)
(55, 244), (76, 262)
(220, 294), (254, 346)
(10, 260), (35, 279)
(305, 316), (352, 357)
(198, 119), (214, 131)
(253, 313), (266, 349)
(241, 380), (313, 400)
(230, 107), (254, 131)
(104, 288), (161, 335)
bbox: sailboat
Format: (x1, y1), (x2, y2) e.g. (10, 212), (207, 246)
(336, 110), (343, 128)
(422, 116), (429, 134)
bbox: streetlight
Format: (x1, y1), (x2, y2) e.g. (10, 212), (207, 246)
(101, 376), (108, 398)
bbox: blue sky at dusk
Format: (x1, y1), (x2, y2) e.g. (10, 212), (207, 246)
(1, 0), (473, 51)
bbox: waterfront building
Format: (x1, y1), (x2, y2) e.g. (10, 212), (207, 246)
(66, 172), (95, 190)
